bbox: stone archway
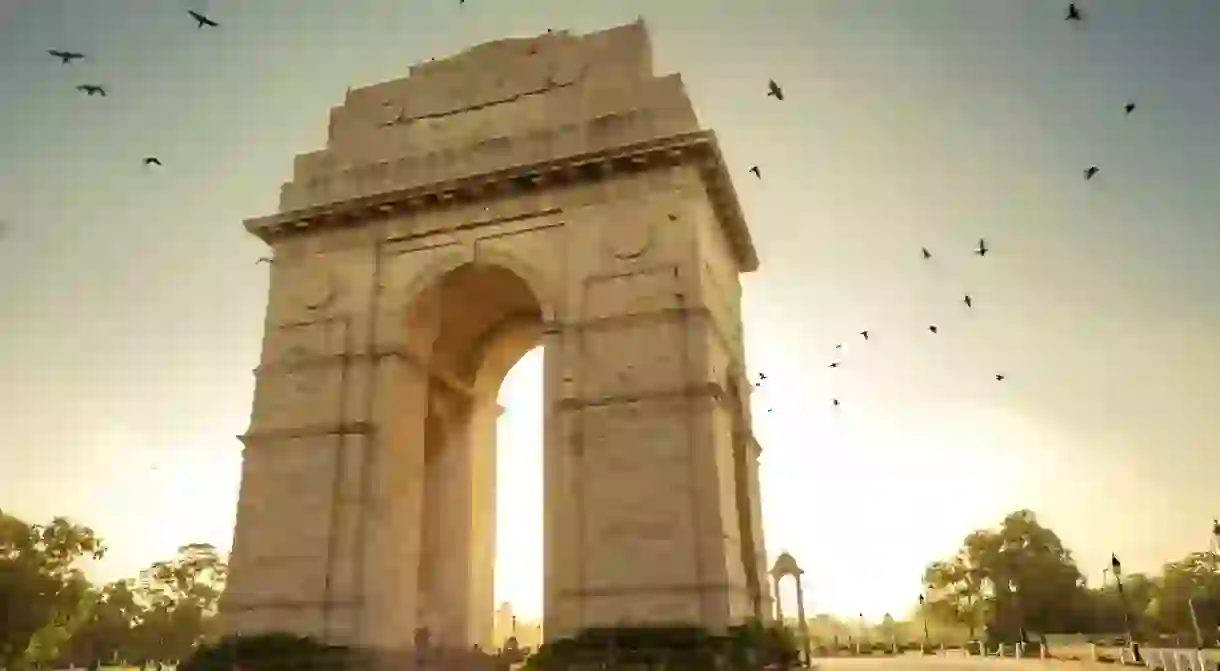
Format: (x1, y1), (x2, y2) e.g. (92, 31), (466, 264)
(401, 262), (544, 650)
(220, 19), (772, 663)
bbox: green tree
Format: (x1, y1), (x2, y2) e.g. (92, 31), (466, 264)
(924, 510), (1086, 650)
(1145, 552), (1220, 637)
(0, 510), (105, 670)
(60, 580), (148, 666)
(132, 543), (228, 664)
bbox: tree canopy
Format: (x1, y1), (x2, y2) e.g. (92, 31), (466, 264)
(0, 509), (228, 670)
(918, 509), (1220, 648)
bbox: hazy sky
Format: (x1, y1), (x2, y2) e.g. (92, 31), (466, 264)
(2, 0), (1218, 623)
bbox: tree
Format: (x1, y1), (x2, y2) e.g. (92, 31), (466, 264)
(132, 543), (228, 664)
(1146, 552), (1220, 637)
(0, 510), (106, 670)
(59, 580), (146, 667)
(923, 510), (1086, 650)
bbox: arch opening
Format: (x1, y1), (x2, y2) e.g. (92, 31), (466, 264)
(402, 262), (545, 651)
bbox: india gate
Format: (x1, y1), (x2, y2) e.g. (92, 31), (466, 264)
(221, 19), (773, 657)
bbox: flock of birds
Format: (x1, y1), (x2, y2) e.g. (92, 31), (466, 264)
(748, 1), (1134, 411)
(42, 9), (220, 169)
(27, 1), (1143, 413)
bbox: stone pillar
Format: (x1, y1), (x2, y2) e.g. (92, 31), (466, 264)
(773, 576), (785, 622)
(795, 577), (811, 664)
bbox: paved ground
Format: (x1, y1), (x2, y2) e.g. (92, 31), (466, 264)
(813, 656), (1087, 671)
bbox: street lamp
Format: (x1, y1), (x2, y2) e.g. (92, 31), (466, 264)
(1111, 553), (1142, 663)
(918, 589), (931, 652)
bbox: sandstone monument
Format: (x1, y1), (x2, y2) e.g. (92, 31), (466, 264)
(221, 19), (772, 659)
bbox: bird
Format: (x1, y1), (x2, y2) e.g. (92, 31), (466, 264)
(1066, 3), (1083, 21)
(668, 214), (677, 221)
(767, 79), (784, 101)
(257, 257), (272, 264)
(974, 238), (989, 256)
(964, 295), (973, 308)
(921, 247), (932, 260)
(48, 50), (85, 64)
(928, 325), (939, 334)
(860, 330), (870, 340)
(1124, 102), (1136, 115)
(749, 166), (761, 179)
(143, 157), (161, 167)
(1084, 166), (1100, 180)
(188, 10), (219, 29)
(758, 372), (767, 380)
(76, 84), (106, 96)
(832, 399), (840, 408)
(828, 362), (840, 369)
(835, 344), (842, 350)
(995, 374), (1006, 381)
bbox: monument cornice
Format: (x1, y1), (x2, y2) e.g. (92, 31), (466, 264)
(244, 129), (759, 272)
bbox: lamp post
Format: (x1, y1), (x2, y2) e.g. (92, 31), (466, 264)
(918, 593), (930, 652)
(1111, 553), (1141, 663)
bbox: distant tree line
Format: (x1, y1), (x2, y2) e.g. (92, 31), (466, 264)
(917, 509), (1220, 649)
(0, 509), (227, 670)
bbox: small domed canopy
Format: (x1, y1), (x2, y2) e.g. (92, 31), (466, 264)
(770, 551), (804, 579)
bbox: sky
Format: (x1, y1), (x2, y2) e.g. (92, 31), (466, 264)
(2, 0), (1219, 624)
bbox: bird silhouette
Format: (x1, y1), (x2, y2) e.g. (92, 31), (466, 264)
(1124, 102), (1136, 115)
(964, 295), (973, 308)
(257, 257), (272, 264)
(767, 79), (784, 101)
(759, 372), (767, 380)
(1084, 166), (1100, 180)
(829, 362), (840, 369)
(921, 247), (932, 260)
(76, 84), (106, 96)
(860, 330), (869, 340)
(835, 344), (842, 350)
(832, 399), (840, 407)
(974, 238), (989, 256)
(996, 374), (1005, 381)
(143, 157), (161, 167)
(749, 166), (761, 179)
(928, 325), (939, 334)
(188, 10), (219, 28)
(1066, 3), (1083, 21)
(48, 50), (85, 64)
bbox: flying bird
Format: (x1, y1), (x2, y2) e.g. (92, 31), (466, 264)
(48, 50), (85, 64)
(928, 325), (939, 334)
(835, 344), (842, 350)
(828, 362), (840, 369)
(996, 374), (1006, 381)
(964, 295), (973, 308)
(974, 238), (989, 256)
(1066, 3), (1083, 21)
(758, 372), (767, 381)
(749, 166), (761, 179)
(1084, 166), (1100, 180)
(257, 257), (272, 264)
(860, 330), (869, 340)
(921, 247), (932, 260)
(76, 84), (106, 96)
(767, 79), (784, 101)
(188, 10), (219, 28)
(1124, 102), (1136, 115)
(143, 157), (161, 167)
(832, 399), (840, 408)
